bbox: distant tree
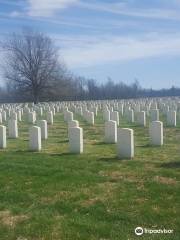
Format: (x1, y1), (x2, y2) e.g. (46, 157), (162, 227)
(1, 29), (63, 103)
(131, 78), (141, 98)
(73, 76), (87, 100)
(87, 79), (99, 99)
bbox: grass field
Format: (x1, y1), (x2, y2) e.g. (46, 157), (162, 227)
(0, 111), (179, 240)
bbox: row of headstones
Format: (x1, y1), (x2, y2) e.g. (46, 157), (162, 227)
(0, 104), (176, 137)
(103, 108), (177, 127)
(0, 97), (180, 112)
(0, 100), (177, 156)
(27, 119), (163, 158)
(0, 108), (54, 125)
(0, 120), (48, 149)
(62, 104), (177, 128)
(105, 120), (163, 158)
(0, 99), (178, 127)
(62, 105), (176, 128)
(0, 119), (81, 153)
(64, 114), (164, 159)
(64, 108), (95, 125)
(58, 98), (179, 115)
(56, 103), (177, 128)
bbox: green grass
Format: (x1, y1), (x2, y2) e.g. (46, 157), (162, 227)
(0, 111), (179, 240)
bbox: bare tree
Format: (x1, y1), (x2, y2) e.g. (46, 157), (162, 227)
(2, 29), (62, 103)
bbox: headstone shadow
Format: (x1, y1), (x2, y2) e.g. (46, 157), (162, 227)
(160, 161), (180, 169)
(98, 156), (125, 163)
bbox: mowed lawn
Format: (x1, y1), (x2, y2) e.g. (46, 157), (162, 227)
(0, 111), (179, 240)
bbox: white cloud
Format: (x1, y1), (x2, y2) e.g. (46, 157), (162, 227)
(77, 1), (180, 21)
(59, 33), (180, 68)
(9, 11), (21, 17)
(27, 0), (79, 17)
(2, 0), (180, 20)
(0, 50), (5, 86)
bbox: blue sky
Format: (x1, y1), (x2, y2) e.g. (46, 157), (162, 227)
(1, 0), (180, 89)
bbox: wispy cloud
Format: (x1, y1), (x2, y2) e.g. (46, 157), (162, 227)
(27, 0), (79, 17)
(0, 0), (24, 7)
(59, 33), (180, 68)
(0, 11), (139, 32)
(77, 1), (180, 21)
(1, 0), (180, 21)
(9, 11), (22, 17)
(2, 0), (180, 22)
(3, 0), (180, 21)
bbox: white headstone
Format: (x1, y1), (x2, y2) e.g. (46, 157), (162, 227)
(149, 121), (163, 146)
(38, 107), (43, 116)
(28, 111), (36, 124)
(29, 126), (41, 151)
(2, 111), (6, 122)
(127, 109), (134, 123)
(105, 120), (117, 143)
(118, 103), (124, 115)
(0, 113), (2, 124)
(51, 107), (56, 116)
(167, 110), (176, 127)
(18, 110), (22, 121)
(8, 119), (18, 138)
(150, 109), (159, 122)
(137, 111), (146, 126)
(47, 111), (53, 124)
(0, 125), (6, 148)
(11, 112), (17, 120)
(68, 120), (79, 128)
(38, 120), (48, 140)
(111, 111), (119, 126)
(69, 127), (83, 153)
(87, 112), (94, 125)
(117, 128), (134, 159)
(103, 109), (110, 121)
(66, 111), (73, 122)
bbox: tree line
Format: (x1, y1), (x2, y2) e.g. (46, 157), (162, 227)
(0, 29), (179, 103)
(1, 76), (180, 103)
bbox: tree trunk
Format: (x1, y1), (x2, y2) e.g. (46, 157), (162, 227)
(33, 92), (39, 104)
